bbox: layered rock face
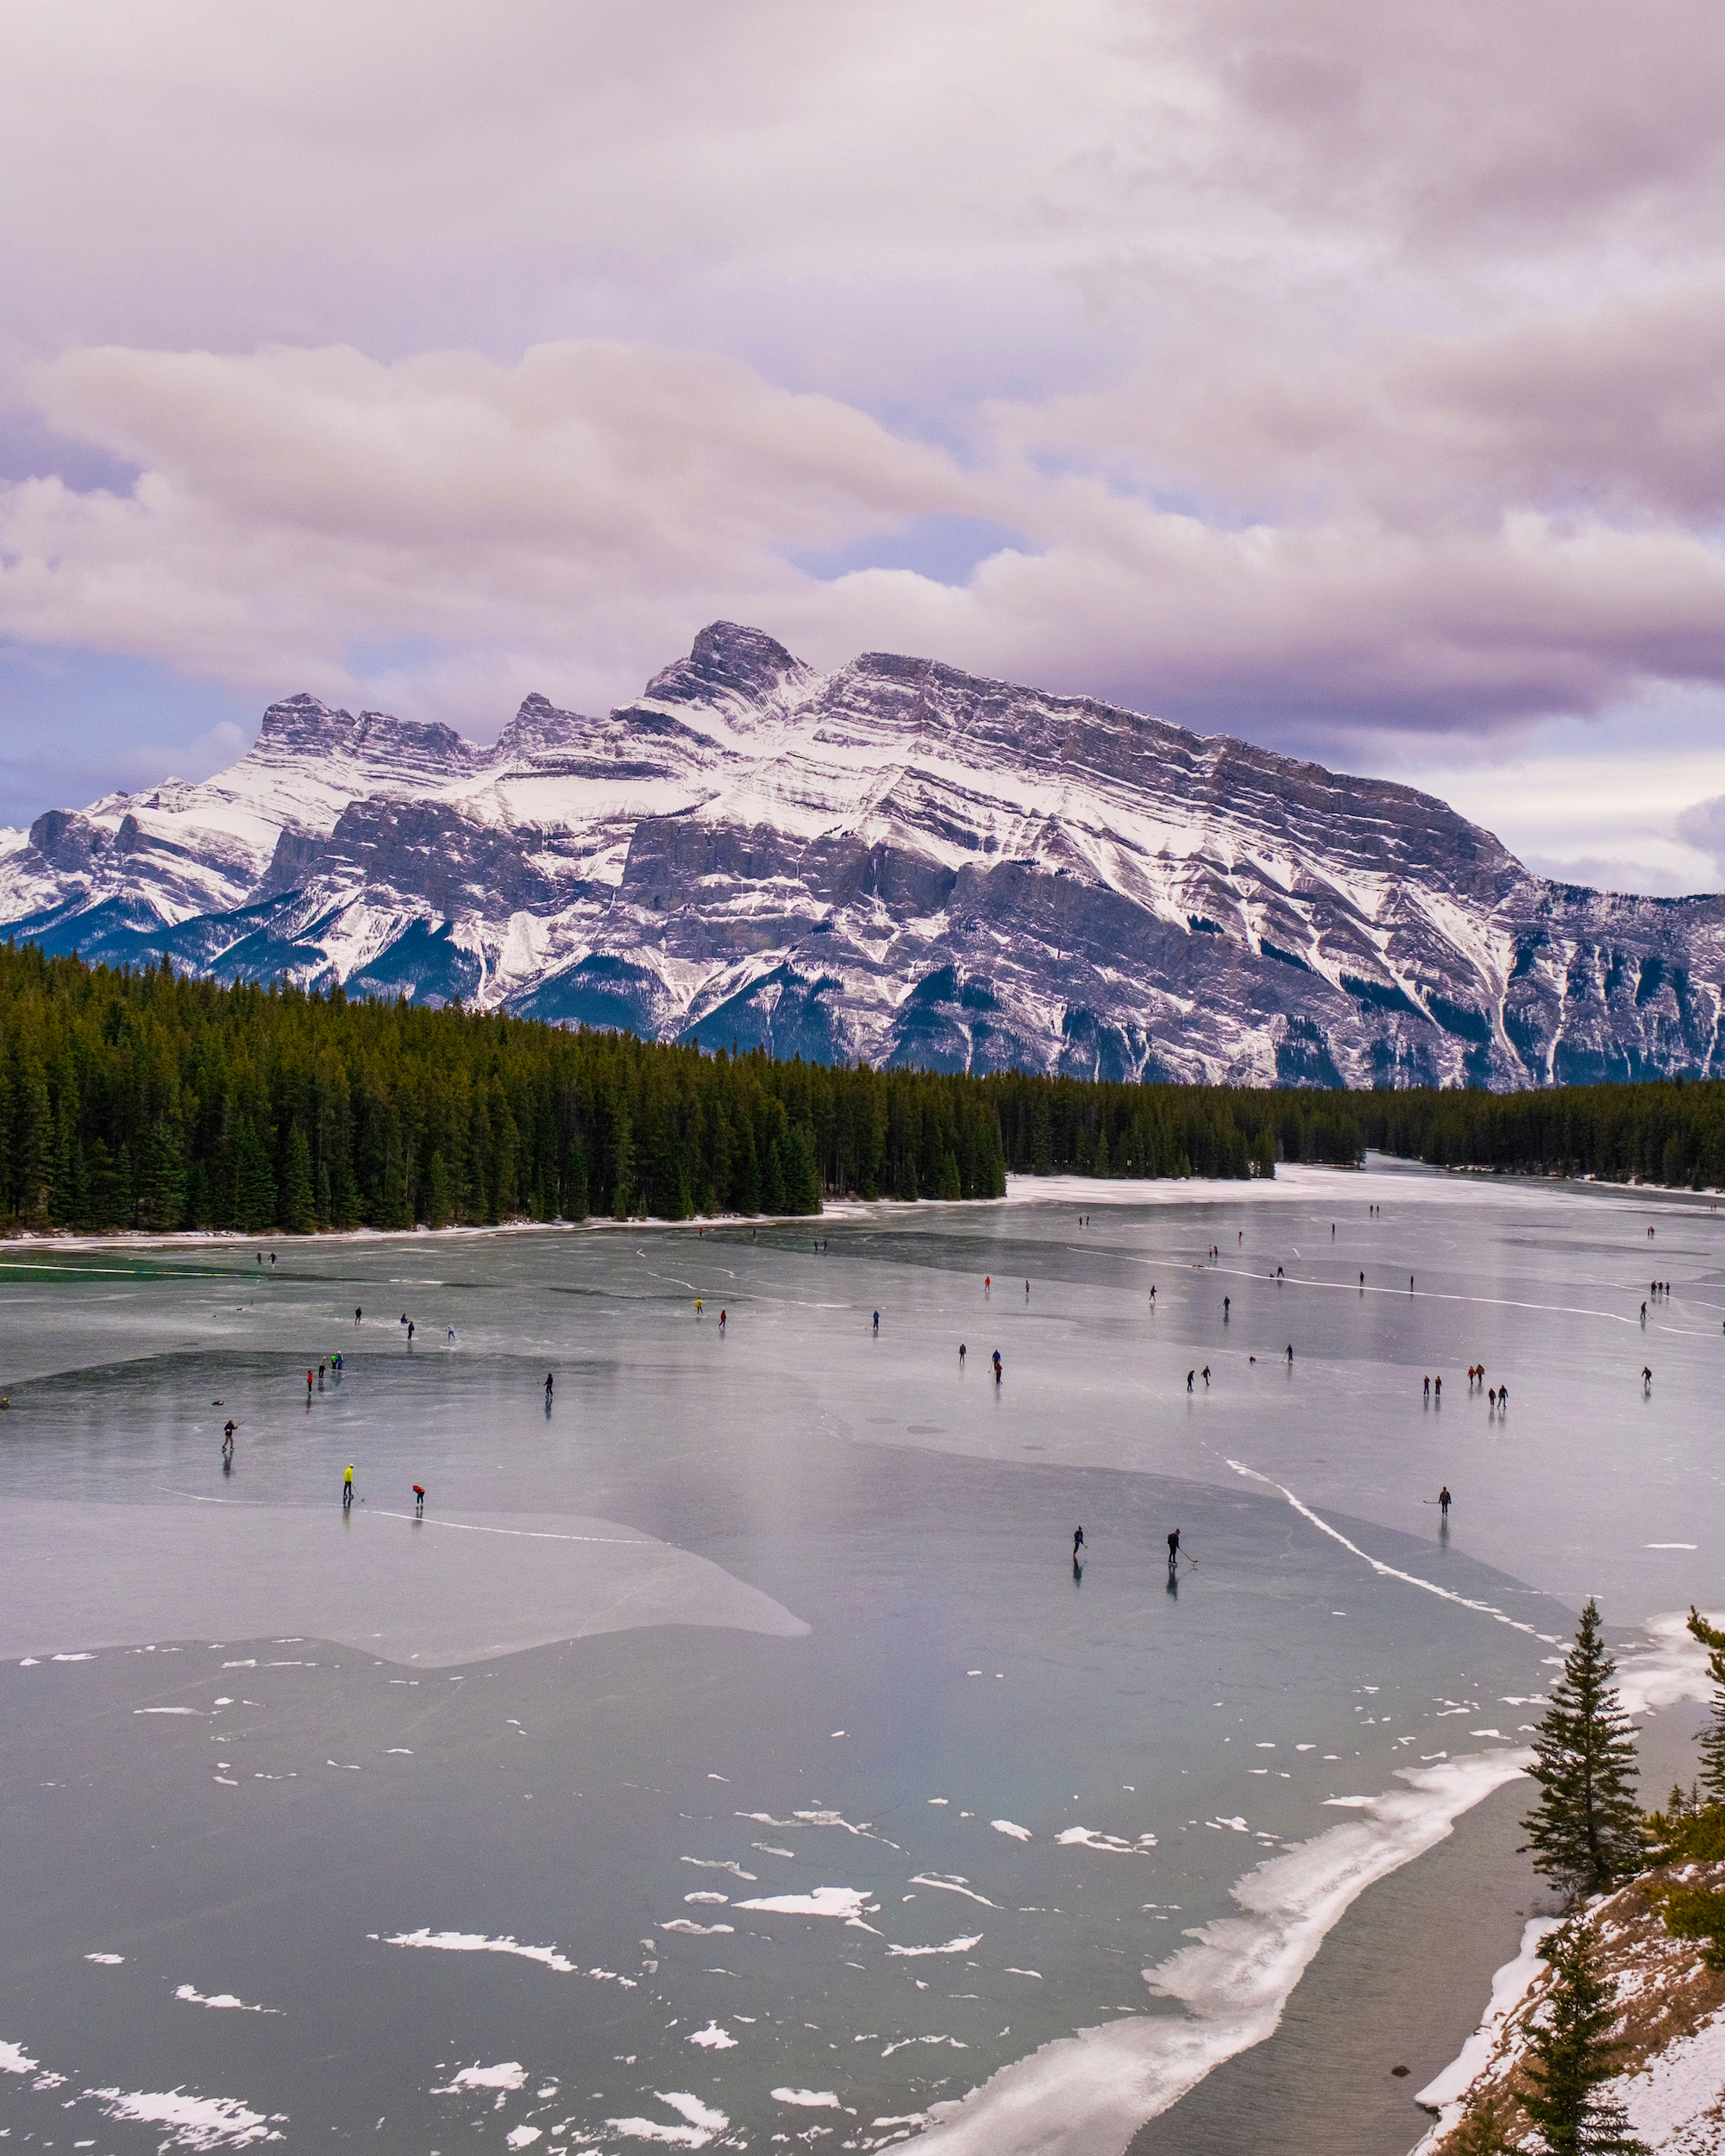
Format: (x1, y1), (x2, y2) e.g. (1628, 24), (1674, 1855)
(3, 623), (1722, 1087)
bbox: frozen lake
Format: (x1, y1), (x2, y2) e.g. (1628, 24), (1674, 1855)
(2, 1159), (1721, 2154)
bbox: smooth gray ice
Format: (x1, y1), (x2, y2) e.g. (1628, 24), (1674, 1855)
(1, 1163), (1720, 2154)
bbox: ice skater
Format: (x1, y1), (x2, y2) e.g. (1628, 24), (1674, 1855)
(306, 1368), (314, 1396)
(1438, 1485), (1451, 1521)
(1166, 1528), (1182, 1568)
(1073, 1526), (1086, 1558)
(873, 1310), (880, 1335)
(1201, 1366), (1211, 1388)
(544, 1371), (554, 1400)
(1223, 1296), (1230, 1318)
(223, 1419), (235, 1445)
(718, 1309), (726, 1332)
(1643, 1364), (1653, 1393)
(1187, 1369), (1195, 1392)
(413, 1484), (425, 1514)
(354, 1307), (361, 1324)
(1285, 1343), (1294, 1364)
(406, 1320), (414, 1343)
(342, 1463), (354, 1507)
(992, 1349), (1003, 1383)
(958, 1341), (966, 1363)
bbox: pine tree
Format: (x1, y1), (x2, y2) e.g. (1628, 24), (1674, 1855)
(280, 1125), (316, 1233)
(1447, 2093), (1514, 2155)
(784, 1125), (821, 1213)
(1685, 1606), (1725, 1804)
(1522, 1600), (1642, 1897)
(423, 1150), (451, 1230)
(135, 1120), (188, 1232)
(232, 1114), (278, 1234)
(1521, 1922), (1648, 2155)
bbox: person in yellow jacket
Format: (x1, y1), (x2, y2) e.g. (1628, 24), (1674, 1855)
(342, 1463), (354, 1507)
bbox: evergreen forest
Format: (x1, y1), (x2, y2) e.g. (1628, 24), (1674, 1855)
(12, 942), (1722, 1239)
(1357, 1081), (1725, 1190)
(0, 945), (1361, 1235)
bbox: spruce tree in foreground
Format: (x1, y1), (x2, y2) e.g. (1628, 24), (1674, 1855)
(1522, 1599), (1642, 1898)
(1521, 1922), (1648, 2156)
(1684, 1605), (1725, 1804)
(1447, 2092), (1514, 2154)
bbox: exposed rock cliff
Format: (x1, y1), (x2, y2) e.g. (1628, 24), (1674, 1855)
(3, 622), (1722, 1084)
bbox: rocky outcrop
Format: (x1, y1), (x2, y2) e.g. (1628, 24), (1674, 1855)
(3, 624), (1723, 1084)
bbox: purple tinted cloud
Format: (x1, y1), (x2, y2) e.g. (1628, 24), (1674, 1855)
(0, 0), (1722, 809)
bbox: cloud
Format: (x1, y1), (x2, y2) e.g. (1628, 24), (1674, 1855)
(2, 0), (1725, 780)
(1675, 794), (1725, 885)
(5, 337), (1725, 747)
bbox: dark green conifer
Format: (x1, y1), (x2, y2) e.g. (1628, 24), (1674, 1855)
(1684, 1607), (1725, 1805)
(1446, 2093), (1514, 2155)
(232, 1115), (277, 1234)
(1521, 1600), (1642, 1898)
(280, 1125), (316, 1233)
(423, 1151), (451, 1230)
(1521, 1922), (1648, 2156)
(135, 1121), (187, 1232)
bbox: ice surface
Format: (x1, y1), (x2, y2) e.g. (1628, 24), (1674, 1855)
(1, 1498), (806, 1665)
(7, 1169), (1725, 2155)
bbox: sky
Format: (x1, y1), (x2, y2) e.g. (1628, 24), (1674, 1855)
(2, 0), (1724, 890)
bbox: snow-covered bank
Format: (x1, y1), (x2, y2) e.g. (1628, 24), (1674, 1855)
(1410, 1872), (1725, 2153)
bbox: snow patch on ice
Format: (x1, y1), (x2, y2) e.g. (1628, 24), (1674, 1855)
(85, 2086), (285, 2148)
(991, 1821), (1032, 1840)
(887, 1934), (983, 1958)
(605, 2090), (728, 2147)
(1056, 1827), (1156, 1853)
(386, 1928), (575, 1973)
(772, 2087), (842, 2108)
(688, 2021), (737, 2048)
(175, 1985), (281, 2014)
(735, 1888), (870, 1919)
(435, 2061), (528, 2093)
(910, 1875), (997, 1907)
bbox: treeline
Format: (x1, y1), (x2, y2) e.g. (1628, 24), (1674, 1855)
(986, 1075), (1364, 1181)
(0, 946), (1377, 1236)
(1359, 1080), (1725, 1189)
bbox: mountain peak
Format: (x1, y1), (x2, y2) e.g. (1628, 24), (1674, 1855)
(2, 624), (1718, 1088)
(641, 621), (817, 726)
(254, 693), (354, 754)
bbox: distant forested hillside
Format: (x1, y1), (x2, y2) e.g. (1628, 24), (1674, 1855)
(0, 946), (1366, 1234)
(1358, 1081), (1725, 1189)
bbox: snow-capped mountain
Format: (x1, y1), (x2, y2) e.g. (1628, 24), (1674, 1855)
(3, 621), (1722, 1087)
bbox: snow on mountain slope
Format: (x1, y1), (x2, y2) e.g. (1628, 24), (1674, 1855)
(3, 622), (1722, 1087)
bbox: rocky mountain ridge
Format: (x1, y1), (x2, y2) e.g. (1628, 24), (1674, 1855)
(2, 622), (1722, 1087)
